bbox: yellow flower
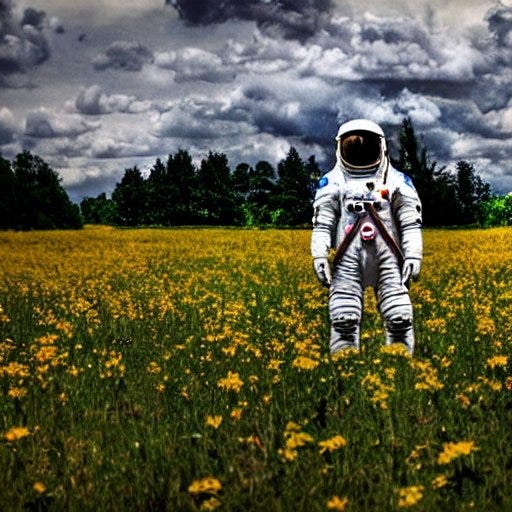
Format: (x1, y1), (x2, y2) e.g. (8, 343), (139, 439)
(432, 474), (448, 489)
(8, 387), (27, 399)
(33, 482), (46, 494)
(437, 441), (478, 465)
(200, 497), (221, 510)
(292, 355), (320, 370)
(217, 371), (244, 393)
(4, 426), (30, 442)
(230, 408), (244, 421)
(146, 361), (161, 374)
(279, 421), (314, 461)
(486, 355), (508, 369)
(327, 495), (349, 511)
(188, 477), (222, 496)
(205, 415), (223, 429)
(456, 393), (471, 408)
(398, 485), (425, 508)
(318, 435), (347, 454)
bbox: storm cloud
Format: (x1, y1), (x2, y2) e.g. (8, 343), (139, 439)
(2, 0), (512, 200)
(92, 41), (154, 71)
(0, 0), (52, 77)
(167, 0), (333, 39)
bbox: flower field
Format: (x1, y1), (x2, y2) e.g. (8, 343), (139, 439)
(0, 226), (511, 511)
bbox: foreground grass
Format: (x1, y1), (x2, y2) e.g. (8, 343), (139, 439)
(0, 226), (511, 511)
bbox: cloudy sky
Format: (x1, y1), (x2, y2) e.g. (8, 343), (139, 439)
(1, 0), (512, 202)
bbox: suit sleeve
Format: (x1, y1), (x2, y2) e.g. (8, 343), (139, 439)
(391, 173), (423, 261)
(311, 177), (341, 259)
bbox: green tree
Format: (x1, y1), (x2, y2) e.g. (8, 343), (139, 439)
(234, 161), (277, 226)
(195, 151), (236, 225)
(111, 166), (147, 226)
(480, 194), (512, 227)
(0, 155), (16, 229)
(80, 193), (118, 225)
(145, 158), (171, 225)
(393, 118), (466, 226)
(456, 160), (491, 225)
(10, 151), (82, 230)
(272, 147), (314, 226)
(167, 149), (196, 225)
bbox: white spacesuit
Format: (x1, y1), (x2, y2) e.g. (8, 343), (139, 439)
(311, 119), (422, 354)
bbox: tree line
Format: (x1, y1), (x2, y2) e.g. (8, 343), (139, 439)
(1, 118), (511, 230)
(81, 147), (321, 228)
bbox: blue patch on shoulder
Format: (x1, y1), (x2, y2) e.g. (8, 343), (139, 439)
(318, 176), (328, 188)
(402, 173), (415, 190)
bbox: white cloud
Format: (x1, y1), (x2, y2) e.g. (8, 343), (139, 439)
(24, 108), (99, 138)
(155, 47), (235, 82)
(75, 85), (153, 115)
(0, 107), (19, 144)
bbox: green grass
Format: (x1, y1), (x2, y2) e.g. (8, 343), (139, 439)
(0, 227), (511, 511)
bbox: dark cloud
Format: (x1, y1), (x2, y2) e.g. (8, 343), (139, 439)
(93, 41), (154, 71)
(24, 109), (99, 139)
(486, 5), (512, 47)
(167, 0), (333, 39)
(21, 7), (46, 29)
(0, 0), (51, 77)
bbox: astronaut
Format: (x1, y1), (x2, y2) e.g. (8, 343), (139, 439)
(311, 119), (422, 354)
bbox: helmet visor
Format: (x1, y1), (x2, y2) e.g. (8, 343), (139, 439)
(338, 131), (382, 169)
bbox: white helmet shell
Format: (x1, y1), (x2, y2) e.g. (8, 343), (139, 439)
(335, 118), (388, 177)
(336, 119), (385, 140)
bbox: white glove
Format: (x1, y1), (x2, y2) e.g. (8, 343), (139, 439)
(401, 257), (421, 286)
(313, 257), (332, 288)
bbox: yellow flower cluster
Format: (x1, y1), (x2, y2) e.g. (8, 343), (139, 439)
(217, 371), (244, 393)
(398, 485), (425, 508)
(318, 434), (347, 454)
(278, 421), (314, 461)
(4, 426), (30, 442)
(437, 441), (478, 465)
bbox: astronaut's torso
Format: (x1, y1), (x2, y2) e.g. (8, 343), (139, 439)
(318, 165), (402, 248)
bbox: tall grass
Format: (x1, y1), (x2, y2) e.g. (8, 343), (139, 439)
(0, 226), (511, 511)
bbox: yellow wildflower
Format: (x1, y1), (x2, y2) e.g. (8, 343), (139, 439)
(200, 497), (221, 510)
(4, 426), (30, 442)
(217, 371), (244, 393)
(147, 361), (161, 374)
(279, 421), (314, 461)
(486, 355), (508, 369)
(437, 441), (478, 465)
(456, 393), (471, 408)
(205, 415), (223, 429)
(230, 408), (244, 421)
(8, 387), (27, 399)
(327, 495), (349, 511)
(33, 482), (46, 494)
(318, 435), (347, 454)
(188, 477), (222, 496)
(292, 355), (320, 370)
(380, 343), (411, 357)
(398, 485), (425, 508)
(432, 474), (448, 489)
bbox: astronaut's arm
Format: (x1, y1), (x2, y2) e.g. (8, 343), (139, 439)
(392, 187), (423, 281)
(311, 189), (340, 258)
(311, 185), (340, 287)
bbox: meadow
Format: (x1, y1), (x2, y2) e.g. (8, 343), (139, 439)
(0, 226), (511, 511)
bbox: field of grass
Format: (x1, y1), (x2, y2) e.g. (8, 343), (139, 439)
(0, 226), (511, 511)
